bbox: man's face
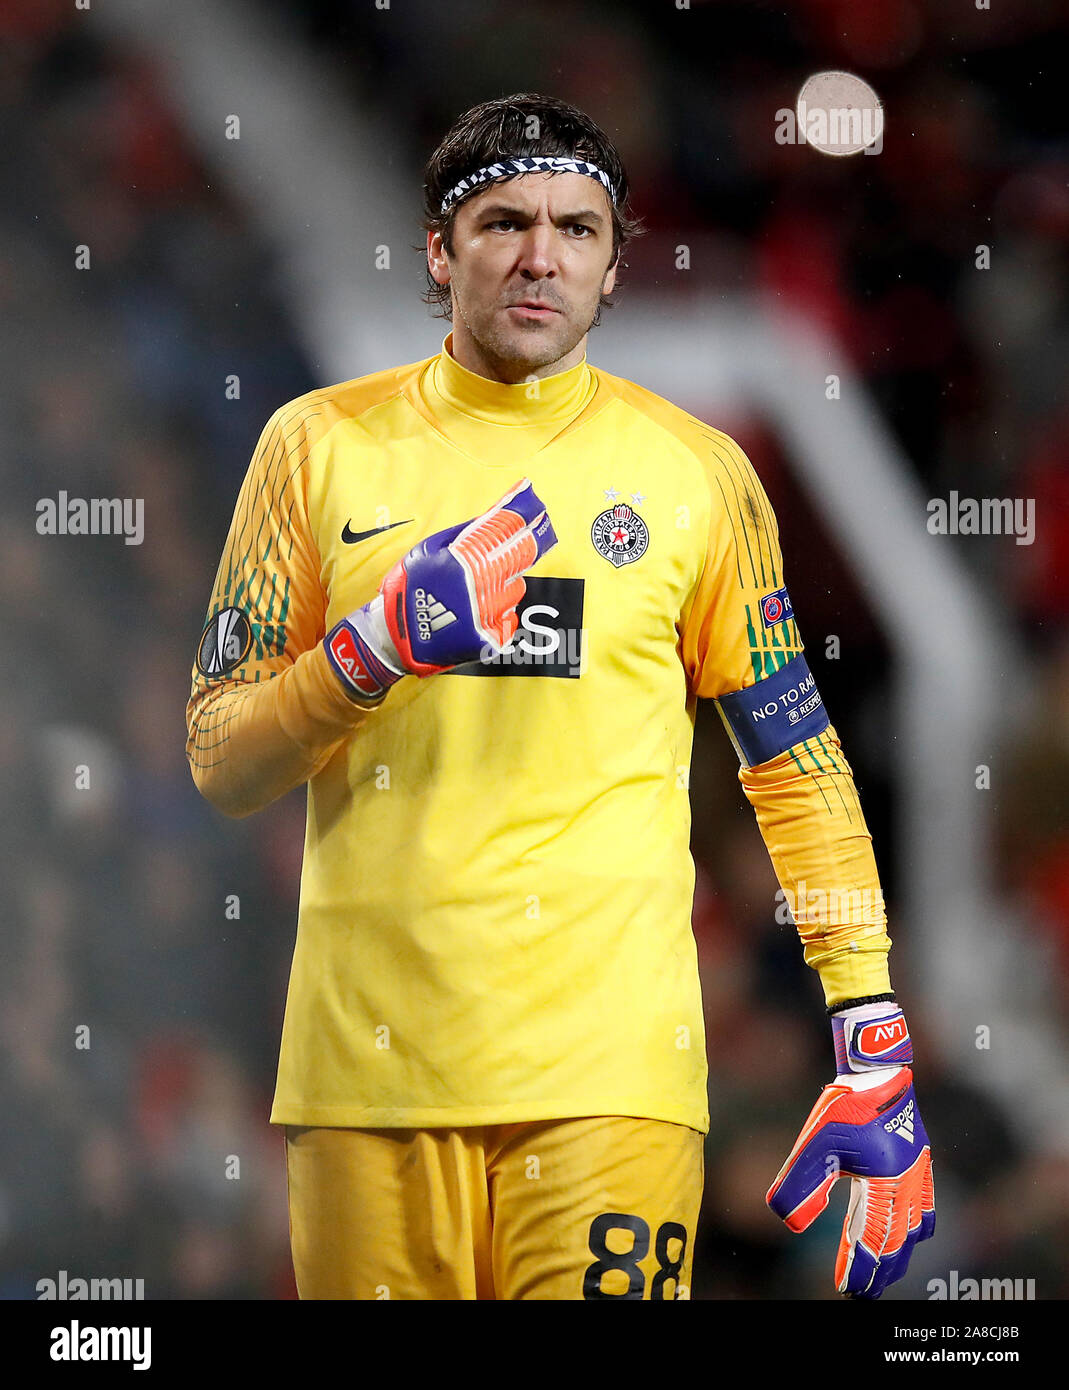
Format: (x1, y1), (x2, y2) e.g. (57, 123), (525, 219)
(427, 171), (618, 381)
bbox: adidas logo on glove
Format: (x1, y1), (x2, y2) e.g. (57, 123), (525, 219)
(883, 1097), (916, 1143)
(415, 588), (457, 642)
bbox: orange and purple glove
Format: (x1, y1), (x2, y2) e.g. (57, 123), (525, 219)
(324, 478), (556, 703)
(766, 998), (936, 1298)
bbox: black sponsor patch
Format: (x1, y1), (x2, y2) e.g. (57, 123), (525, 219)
(197, 606), (253, 676)
(448, 577), (585, 679)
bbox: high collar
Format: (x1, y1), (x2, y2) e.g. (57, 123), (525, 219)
(426, 331), (593, 426)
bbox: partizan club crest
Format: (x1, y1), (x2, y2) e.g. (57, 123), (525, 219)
(591, 502), (650, 567)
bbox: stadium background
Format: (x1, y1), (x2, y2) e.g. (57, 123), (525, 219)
(1, 0), (1065, 1300)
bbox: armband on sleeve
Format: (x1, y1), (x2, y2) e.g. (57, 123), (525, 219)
(715, 653), (829, 768)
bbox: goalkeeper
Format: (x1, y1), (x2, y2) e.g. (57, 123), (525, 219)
(186, 92), (934, 1300)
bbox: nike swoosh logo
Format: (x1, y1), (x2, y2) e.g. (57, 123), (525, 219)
(341, 519), (413, 545)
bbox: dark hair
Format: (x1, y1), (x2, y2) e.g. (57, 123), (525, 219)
(419, 92), (645, 326)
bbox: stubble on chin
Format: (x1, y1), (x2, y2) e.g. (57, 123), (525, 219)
(483, 304), (597, 377)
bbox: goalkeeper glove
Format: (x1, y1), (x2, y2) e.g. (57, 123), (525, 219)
(324, 477), (557, 703)
(766, 998), (935, 1299)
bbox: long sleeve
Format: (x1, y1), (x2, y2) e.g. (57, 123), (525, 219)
(187, 642), (375, 817)
(185, 404), (374, 817)
(737, 727), (892, 1004)
(679, 428), (892, 1006)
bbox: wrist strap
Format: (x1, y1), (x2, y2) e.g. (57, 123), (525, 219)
(830, 997), (913, 1074)
(324, 615), (402, 704)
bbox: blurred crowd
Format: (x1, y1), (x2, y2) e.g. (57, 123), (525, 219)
(1, 0), (1065, 1299)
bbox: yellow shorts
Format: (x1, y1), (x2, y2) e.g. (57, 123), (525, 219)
(285, 1116), (704, 1300)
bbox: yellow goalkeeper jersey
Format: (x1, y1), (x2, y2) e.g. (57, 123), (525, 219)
(186, 332), (892, 1135)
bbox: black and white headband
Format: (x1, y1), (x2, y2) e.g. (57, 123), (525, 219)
(439, 156), (616, 216)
